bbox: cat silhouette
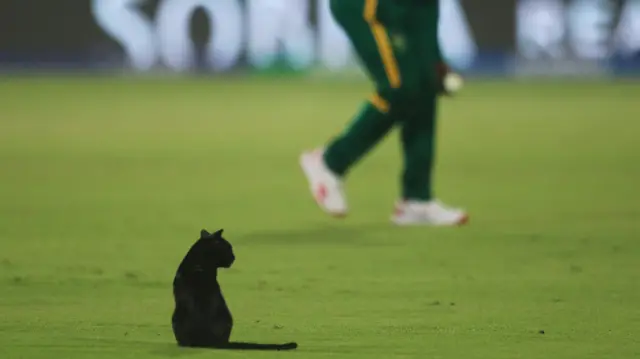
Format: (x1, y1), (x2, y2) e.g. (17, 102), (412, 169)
(171, 229), (298, 351)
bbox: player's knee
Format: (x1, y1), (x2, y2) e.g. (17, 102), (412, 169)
(369, 92), (391, 114)
(381, 83), (431, 117)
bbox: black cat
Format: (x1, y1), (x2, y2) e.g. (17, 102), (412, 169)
(171, 228), (298, 351)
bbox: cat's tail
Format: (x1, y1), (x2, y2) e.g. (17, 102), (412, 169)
(217, 341), (298, 351)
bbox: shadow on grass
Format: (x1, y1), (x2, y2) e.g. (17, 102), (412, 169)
(8, 339), (195, 357)
(149, 344), (206, 357)
(234, 222), (396, 246)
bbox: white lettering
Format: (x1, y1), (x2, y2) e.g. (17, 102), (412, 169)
(91, 0), (482, 73)
(613, 0), (640, 57)
(92, 0), (244, 72)
(246, 0), (314, 70)
(567, 0), (614, 60)
(516, 0), (566, 60)
(155, 0), (243, 71)
(316, 0), (356, 71)
(439, 0), (477, 70)
(91, 0), (158, 70)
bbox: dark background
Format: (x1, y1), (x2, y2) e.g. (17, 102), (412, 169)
(0, 0), (515, 69)
(0, 0), (636, 74)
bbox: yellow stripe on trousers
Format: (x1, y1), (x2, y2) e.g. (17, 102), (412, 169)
(369, 93), (390, 113)
(363, 0), (402, 89)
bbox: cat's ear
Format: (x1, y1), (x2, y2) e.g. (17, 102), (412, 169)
(213, 229), (224, 238)
(200, 229), (210, 239)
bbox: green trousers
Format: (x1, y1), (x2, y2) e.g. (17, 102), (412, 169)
(323, 0), (443, 201)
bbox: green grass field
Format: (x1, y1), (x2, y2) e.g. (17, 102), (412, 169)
(0, 76), (638, 359)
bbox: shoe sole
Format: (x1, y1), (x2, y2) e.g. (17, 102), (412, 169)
(391, 214), (469, 227)
(299, 152), (347, 218)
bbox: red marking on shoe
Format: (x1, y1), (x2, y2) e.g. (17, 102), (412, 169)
(315, 184), (327, 202)
(312, 184), (346, 218)
(457, 214), (469, 226)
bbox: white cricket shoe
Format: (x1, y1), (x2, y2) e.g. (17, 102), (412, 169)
(391, 200), (468, 226)
(299, 149), (348, 217)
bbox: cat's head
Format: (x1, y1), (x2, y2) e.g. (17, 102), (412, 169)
(192, 228), (236, 269)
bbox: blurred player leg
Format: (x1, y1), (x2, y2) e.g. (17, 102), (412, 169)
(391, 2), (468, 226)
(300, 0), (401, 217)
(301, 0), (467, 224)
(393, 92), (468, 226)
